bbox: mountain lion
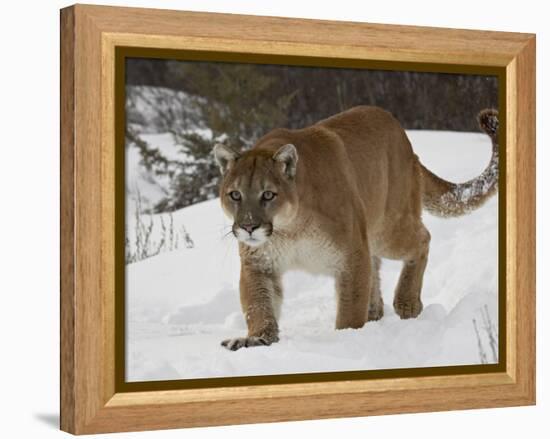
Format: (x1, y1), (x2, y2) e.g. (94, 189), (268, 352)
(213, 105), (498, 351)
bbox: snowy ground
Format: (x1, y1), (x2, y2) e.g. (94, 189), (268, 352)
(126, 130), (499, 382)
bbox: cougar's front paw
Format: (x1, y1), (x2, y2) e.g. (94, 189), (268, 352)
(393, 299), (423, 319)
(221, 334), (279, 351)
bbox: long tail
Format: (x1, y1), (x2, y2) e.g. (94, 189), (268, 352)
(421, 109), (499, 217)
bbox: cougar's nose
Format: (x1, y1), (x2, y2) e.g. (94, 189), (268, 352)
(240, 223), (260, 234)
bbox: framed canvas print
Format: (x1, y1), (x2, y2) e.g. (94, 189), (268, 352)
(60, 4), (536, 435)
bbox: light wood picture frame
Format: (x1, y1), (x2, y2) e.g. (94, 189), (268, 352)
(60, 4), (535, 434)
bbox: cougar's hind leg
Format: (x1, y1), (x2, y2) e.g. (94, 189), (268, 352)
(368, 256), (384, 321)
(393, 221), (430, 319)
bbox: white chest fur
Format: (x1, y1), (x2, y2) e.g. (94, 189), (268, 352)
(266, 232), (344, 276)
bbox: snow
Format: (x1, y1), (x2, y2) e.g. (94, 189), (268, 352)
(126, 130), (498, 382)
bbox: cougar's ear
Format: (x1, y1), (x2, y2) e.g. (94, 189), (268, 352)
(273, 144), (298, 179)
(213, 144), (240, 175)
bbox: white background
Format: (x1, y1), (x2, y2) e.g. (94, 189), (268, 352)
(0, 0), (546, 437)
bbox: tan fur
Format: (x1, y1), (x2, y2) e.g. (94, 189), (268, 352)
(214, 105), (499, 350)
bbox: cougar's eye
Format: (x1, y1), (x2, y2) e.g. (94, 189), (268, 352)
(262, 191), (276, 201)
(229, 191), (241, 201)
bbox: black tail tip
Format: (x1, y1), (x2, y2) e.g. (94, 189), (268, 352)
(478, 108), (499, 137)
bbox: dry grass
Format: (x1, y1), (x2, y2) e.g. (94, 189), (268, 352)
(472, 304), (498, 364)
(125, 190), (194, 264)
